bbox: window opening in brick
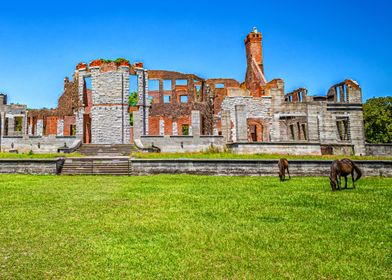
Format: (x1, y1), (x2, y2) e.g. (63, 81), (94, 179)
(182, 124), (189, 135)
(180, 95), (188, 103)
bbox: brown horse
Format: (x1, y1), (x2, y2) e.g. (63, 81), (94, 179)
(278, 158), (290, 181)
(329, 158), (362, 191)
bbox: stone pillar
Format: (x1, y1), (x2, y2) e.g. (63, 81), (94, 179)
(349, 111), (366, 155)
(172, 122), (178, 136)
(159, 118), (165, 136)
(57, 119), (64, 136)
(133, 110), (141, 140)
(76, 69), (86, 141)
(235, 105), (247, 142)
(136, 68), (149, 136)
(28, 117), (33, 135)
(221, 110), (231, 143)
(0, 112), (5, 137)
(36, 119), (43, 136)
(191, 110), (200, 137)
(7, 116), (15, 136)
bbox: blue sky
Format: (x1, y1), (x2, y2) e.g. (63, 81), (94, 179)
(0, 0), (391, 108)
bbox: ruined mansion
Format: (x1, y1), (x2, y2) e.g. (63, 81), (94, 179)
(0, 28), (368, 155)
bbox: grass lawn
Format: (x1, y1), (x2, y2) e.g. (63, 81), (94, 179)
(132, 151), (392, 161)
(0, 175), (390, 279)
(0, 152), (81, 159)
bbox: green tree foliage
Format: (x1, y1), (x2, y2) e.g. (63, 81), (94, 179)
(128, 92), (138, 107)
(363, 96), (392, 143)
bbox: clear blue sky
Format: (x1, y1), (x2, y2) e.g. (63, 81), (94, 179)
(0, 0), (391, 108)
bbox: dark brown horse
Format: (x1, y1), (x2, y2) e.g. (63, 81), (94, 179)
(329, 158), (362, 191)
(278, 158), (290, 181)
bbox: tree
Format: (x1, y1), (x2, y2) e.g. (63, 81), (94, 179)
(363, 96), (392, 143)
(128, 92), (138, 107)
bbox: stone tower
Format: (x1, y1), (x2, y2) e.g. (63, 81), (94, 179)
(76, 60), (131, 144)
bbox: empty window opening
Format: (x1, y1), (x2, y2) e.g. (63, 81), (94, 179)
(164, 95), (171, 103)
(148, 95), (154, 103)
(215, 83), (225, 89)
(301, 124), (307, 140)
(182, 124), (189, 135)
(70, 125), (76, 136)
(129, 92), (138, 107)
(298, 92), (303, 102)
(289, 124), (295, 140)
(129, 75), (138, 94)
(336, 118), (350, 141)
(84, 77), (92, 90)
(83, 77), (92, 106)
(148, 80), (159, 91)
(289, 95), (292, 102)
(297, 122), (301, 140)
(195, 85), (201, 98)
(343, 85), (348, 102)
(176, 79), (188, 86)
(180, 95), (188, 103)
(163, 80), (172, 91)
(4, 118), (9, 135)
(336, 87), (341, 102)
(14, 117), (23, 132)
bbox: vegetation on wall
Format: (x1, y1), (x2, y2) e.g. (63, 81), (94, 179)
(363, 96), (392, 143)
(128, 92), (138, 107)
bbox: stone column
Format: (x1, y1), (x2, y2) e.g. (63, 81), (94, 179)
(7, 116), (15, 136)
(57, 119), (64, 136)
(133, 111), (141, 140)
(221, 110), (231, 143)
(36, 119), (43, 136)
(172, 122), (178, 136)
(159, 118), (165, 136)
(235, 105), (247, 142)
(191, 110), (201, 137)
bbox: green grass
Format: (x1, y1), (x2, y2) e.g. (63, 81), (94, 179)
(0, 152), (81, 159)
(0, 175), (391, 279)
(133, 151), (392, 161)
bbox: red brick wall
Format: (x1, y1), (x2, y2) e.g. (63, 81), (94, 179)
(45, 116), (58, 135)
(149, 116), (160, 135)
(64, 116), (76, 136)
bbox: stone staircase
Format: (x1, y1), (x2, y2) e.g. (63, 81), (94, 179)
(77, 144), (136, 157)
(60, 157), (130, 175)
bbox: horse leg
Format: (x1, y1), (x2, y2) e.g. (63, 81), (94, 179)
(287, 167), (291, 180)
(344, 176), (348, 189)
(336, 175), (342, 191)
(352, 171), (356, 188)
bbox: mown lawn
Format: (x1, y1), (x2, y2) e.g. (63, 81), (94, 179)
(0, 175), (390, 279)
(0, 152), (81, 159)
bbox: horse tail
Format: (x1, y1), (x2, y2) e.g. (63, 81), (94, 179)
(350, 160), (362, 181)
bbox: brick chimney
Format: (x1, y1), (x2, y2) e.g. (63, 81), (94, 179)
(245, 27), (263, 74)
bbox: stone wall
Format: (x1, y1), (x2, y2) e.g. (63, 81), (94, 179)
(0, 159), (62, 174)
(221, 96), (272, 142)
(140, 135), (224, 153)
(365, 144), (392, 156)
(228, 142), (322, 155)
(1, 136), (78, 153)
(130, 159), (392, 177)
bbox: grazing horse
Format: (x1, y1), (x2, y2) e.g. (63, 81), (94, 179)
(329, 158), (362, 191)
(278, 158), (290, 181)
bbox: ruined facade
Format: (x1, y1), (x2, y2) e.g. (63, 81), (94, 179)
(0, 28), (367, 155)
